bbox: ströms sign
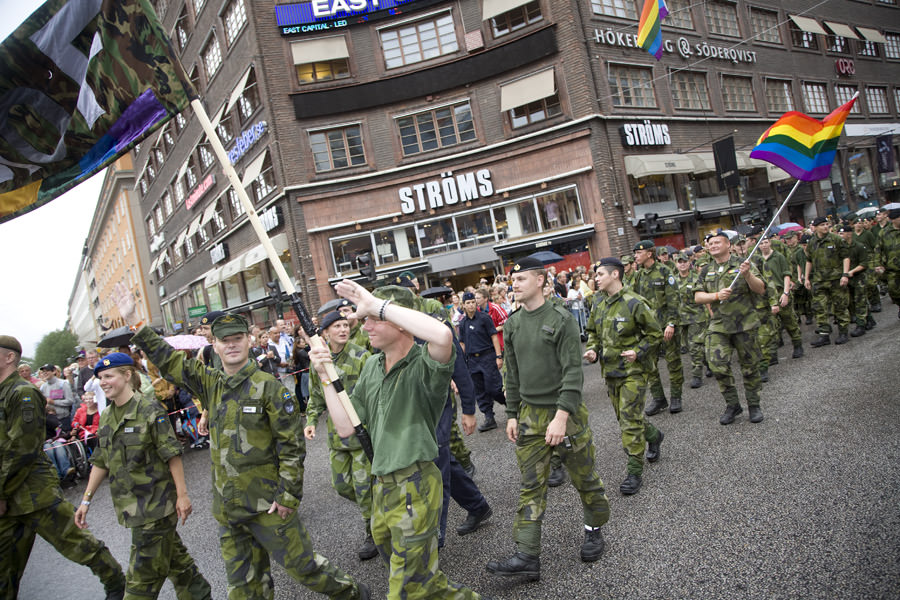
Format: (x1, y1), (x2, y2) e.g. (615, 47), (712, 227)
(399, 169), (493, 214)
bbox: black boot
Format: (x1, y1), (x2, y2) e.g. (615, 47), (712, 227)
(580, 527), (606, 562)
(690, 376), (703, 388)
(719, 404), (743, 425)
(646, 430), (664, 462)
(619, 473), (642, 495)
(770, 355), (779, 365)
(810, 334), (831, 348)
(834, 329), (849, 345)
(870, 302), (882, 313)
(705, 367), (713, 378)
(478, 416), (497, 432)
(748, 405), (764, 423)
(850, 325), (866, 337)
(669, 396), (682, 413)
(644, 396), (668, 416)
(547, 466), (566, 488)
(486, 552), (541, 580)
(358, 535), (378, 560)
(792, 344), (804, 358)
(759, 368), (769, 383)
(805, 315), (814, 325)
(457, 505), (493, 536)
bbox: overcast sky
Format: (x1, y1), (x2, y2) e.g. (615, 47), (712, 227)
(0, 0), (105, 357)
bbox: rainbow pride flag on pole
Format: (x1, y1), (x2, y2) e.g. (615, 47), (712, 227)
(749, 94), (858, 182)
(637, 0), (669, 60)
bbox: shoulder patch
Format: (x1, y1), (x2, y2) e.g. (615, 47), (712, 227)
(667, 275), (676, 285)
(157, 415), (168, 425)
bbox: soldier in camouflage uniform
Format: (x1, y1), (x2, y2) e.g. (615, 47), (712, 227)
(805, 216), (852, 347)
(485, 257), (609, 581)
(757, 235), (805, 378)
(620, 254), (637, 288)
(782, 231), (813, 324)
(305, 311), (376, 561)
(584, 258), (665, 496)
(874, 208), (900, 319)
(852, 218), (880, 326)
(673, 253), (709, 389)
(694, 231), (767, 425)
(113, 285), (369, 600)
(837, 224), (871, 337)
(74, 353), (211, 600)
(0, 335), (126, 600)
(632, 240), (684, 414)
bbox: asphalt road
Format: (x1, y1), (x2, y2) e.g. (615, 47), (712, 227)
(18, 312), (900, 599)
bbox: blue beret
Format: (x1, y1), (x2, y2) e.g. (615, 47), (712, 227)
(94, 352), (135, 376)
(393, 274), (416, 288)
(596, 257), (624, 269)
(462, 291), (476, 301)
(320, 311), (346, 331)
(200, 310), (225, 325)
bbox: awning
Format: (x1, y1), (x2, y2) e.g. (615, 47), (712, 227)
(624, 154), (695, 178)
(690, 153), (717, 174)
(493, 224), (595, 254)
(203, 266), (223, 288)
(482, 0), (532, 21)
(147, 255), (160, 274)
(844, 123), (900, 136)
(856, 27), (886, 44)
(175, 229), (187, 248)
(226, 66), (253, 115)
(765, 162), (791, 183)
(290, 36), (349, 64)
(187, 215), (202, 237)
(789, 15), (826, 35)
(500, 68), (555, 112)
(241, 149), (269, 187)
(220, 254), (244, 279)
(736, 150), (754, 170)
(200, 200), (219, 226)
(824, 21), (859, 39)
(209, 103), (226, 129)
(243, 233), (288, 268)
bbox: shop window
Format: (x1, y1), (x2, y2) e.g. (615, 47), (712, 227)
(630, 175), (677, 207)
(664, 0), (693, 29)
(670, 70), (710, 110)
(494, 199), (540, 240)
(244, 263), (266, 302)
(223, 0), (247, 46)
(510, 96), (561, 128)
(722, 75), (755, 111)
(175, 6), (191, 52)
(251, 155), (276, 202)
(749, 8), (780, 43)
(866, 87), (889, 114)
(765, 78), (794, 112)
(418, 218), (458, 256)
(309, 125), (366, 172)
(162, 191), (173, 216)
(848, 150), (874, 201)
(490, 2), (543, 38)
(885, 33), (900, 59)
(373, 226), (421, 264)
(608, 64), (656, 108)
(590, 0), (636, 19)
(331, 234), (374, 274)
(223, 273), (242, 306)
(237, 69), (260, 123)
(789, 21), (818, 50)
(397, 101), (476, 156)
(217, 110), (235, 144)
(834, 85), (860, 112)
(206, 283), (223, 311)
(380, 12), (458, 69)
(801, 81), (829, 113)
(228, 188), (245, 220)
(199, 141), (215, 170)
(536, 187), (581, 230)
(705, 1), (739, 37)
(202, 35), (222, 79)
(454, 209), (495, 247)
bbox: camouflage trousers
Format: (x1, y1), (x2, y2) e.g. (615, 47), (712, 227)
(648, 335), (684, 399)
(684, 322), (707, 378)
(371, 460), (480, 599)
(758, 302), (802, 367)
(606, 375), (661, 476)
(0, 499), (125, 599)
(866, 270), (881, 307)
(329, 443), (374, 536)
(706, 330), (762, 407)
(847, 279), (869, 327)
(794, 284), (812, 318)
(811, 280), (850, 333)
(125, 512), (211, 599)
(513, 403), (610, 557)
(219, 509), (361, 600)
(887, 269), (900, 304)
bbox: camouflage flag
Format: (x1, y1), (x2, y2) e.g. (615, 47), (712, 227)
(0, 0), (196, 224)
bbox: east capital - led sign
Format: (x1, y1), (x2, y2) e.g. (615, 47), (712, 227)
(275, 0), (444, 36)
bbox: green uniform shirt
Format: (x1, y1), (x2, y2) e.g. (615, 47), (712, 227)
(504, 300), (583, 419)
(307, 341), (371, 450)
(761, 251), (792, 295)
(806, 232), (849, 282)
(633, 260), (678, 327)
(699, 255), (763, 334)
(674, 271), (707, 325)
(90, 394), (183, 527)
(133, 327), (305, 523)
(877, 223), (900, 271)
(845, 239), (868, 274)
(0, 373), (62, 515)
(350, 342), (453, 476)
(585, 288), (662, 379)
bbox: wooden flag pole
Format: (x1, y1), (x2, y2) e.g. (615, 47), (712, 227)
(189, 99), (374, 460)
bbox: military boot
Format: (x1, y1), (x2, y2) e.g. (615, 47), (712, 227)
(669, 396), (682, 413)
(690, 376), (703, 388)
(850, 325), (866, 337)
(719, 404), (743, 425)
(646, 430), (664, 462)
(810, 333), (831, 348)
(870, 302), (882, 313)
(358, 534), (378, 560)
(580, 527), (606, 562)
(619, 473), (642, 495)
(865, 315), (876, 330)
(457, 505), (493, 536)
(358, 582), (371, 600)
(834, 329), (849, 345)
(644, 396), (668, 416)
(748, 405), (764, 423)
(792, 344), (804, 358)
(547, 466), (566, 488)
(759, 368), (769, 383)
(486, 552), (541, 580)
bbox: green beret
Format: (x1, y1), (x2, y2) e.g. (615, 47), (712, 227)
(0, 335), (22, 354)
(211, 314), (250, 339)
(373, 285), (417, 309)
(633, 240), (655, 251)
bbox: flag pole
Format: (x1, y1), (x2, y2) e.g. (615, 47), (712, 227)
(189, 99), (374, 460)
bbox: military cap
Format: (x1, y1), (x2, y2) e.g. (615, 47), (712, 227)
(211, 314), (250, 339)
(39, 363), (55, 371)
(810, 216), (828, 226)
(675, 252), (690, 262)
(0, 335), (22, 354)
(511, 256), (545, 272)
(94, 352), (135, 376)
(684, 249), (694, 257)
(373, 285), (417, 309)
(656, 246), (670, 256)
(393, 274), (416, 288)
(633, 240), (655, 251)
(319, 311), (346, 331)
(704, 232), (715, 242)
(693, 245), (703, 253)
(200, 310), (226, 326)
(338, 298), (353, 309)
(619, 254), (635, 265)
(708, 229), (731, 241)
(837, 224), (854, 233)
(889, 208), (900, 219)
(781, 230), (797, 239)
(596, 257), (624, 269)
(462, 291), (476, 302)
(800, 233), (812, 243)
(747, 226), (762, 238)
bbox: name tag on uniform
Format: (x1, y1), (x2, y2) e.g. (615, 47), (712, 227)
(541, 325), (555, 334)
(718, 266), (725, 273)
(242, 406), (260, 414)
(124, 426), (135, 433)
(615, 317), (626, 322)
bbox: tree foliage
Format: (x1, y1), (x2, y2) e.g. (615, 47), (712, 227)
(33, 329), (80, 370)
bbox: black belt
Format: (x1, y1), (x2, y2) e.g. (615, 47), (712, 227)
(468, 351), (495, 358)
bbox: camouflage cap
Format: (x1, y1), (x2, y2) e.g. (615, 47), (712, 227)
(781, 230), (797, 239)
(211, 314), (250, 339)
(675, 252), (690, 262)
(0, 335), (22, 354)
(373, 285), (417, 309)
(619, 254), (635, 265)
(94, 352), (135, 376)
(656, 246), (670, 256)
(633, 240), (655, 251)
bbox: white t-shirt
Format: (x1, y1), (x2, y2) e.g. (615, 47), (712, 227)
(83, 377), (108, 412)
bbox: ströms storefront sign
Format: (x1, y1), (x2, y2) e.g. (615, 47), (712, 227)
(399, 169), (494, 215)
(620, 120), (671, 147)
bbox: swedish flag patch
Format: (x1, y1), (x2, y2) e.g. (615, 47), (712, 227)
(157, 416), (168, 424)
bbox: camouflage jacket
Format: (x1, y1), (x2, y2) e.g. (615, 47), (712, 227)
(0, 373), (62, 515)
(877, 224), (900, 272)
(806, 232), (849, 282)
(133, 327), (304, 523)
(91, 394), (182, 527)
(307, 341), (371, 451)
(585, 288), (662, 379)
(698, 256), (763, 334)
(674, 271), (707, 325)
(633, 260), (678, 327)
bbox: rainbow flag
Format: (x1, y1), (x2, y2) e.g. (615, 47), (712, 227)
(637, 0), (669, 60)
(749, 95), (858, 182)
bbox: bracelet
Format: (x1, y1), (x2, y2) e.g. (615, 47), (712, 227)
(129, 320), (144, 332)
(841, 273), (850, 278)
(715, 292), (720, 301)
(81, 500), (91, 506)
(322, 379), (332, 387)
(379, 299), (392, 321)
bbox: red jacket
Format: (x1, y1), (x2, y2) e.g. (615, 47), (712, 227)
(71, 404), (100, 440)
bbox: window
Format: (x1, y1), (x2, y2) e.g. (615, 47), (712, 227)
(827, 34), (851, 54)
(175, 7), (190, 52)
(510, 96), (561, 128)
(705, 1), (739, 37)
(494, 199), (540, 239)
(372, 226), (421, 264)
(188, 65), (201, 93)
(866, 87), (889, 114)
(162, 191), (174, 216)
(175, 112), (187, 134)
(501, 69), (561, 128)
(608, 64), (656, 108)
(146, 158), (156, 180)
(835, 85), (861, 112)
(199, 142), (215, 170)
(895, 88), (900, 113)
(152, 0), (167, 19)
(790, 21), (818, 50)
(223, 0), (247, 45)
(722, 75), (755, 111)
(211, 206), (226, 233)
(154, 146), (165, 167)
(297, 59), (350, 84)
(490, 1), (543, 38)
(174, 177), (185, 205)
(664, 0), (693, 29)
(147, 216), (156, 236)
(155, 206), (164, 227)
(237, 69), (260, 122)
(397, 101), (476, 156)
(331, 234), (375, 274)
(228, 188), (245, 220)
(201, 35), (222, 79)
(453, 210), (494, 246)
(193, 0), (206, 16)
(163, 129), (175, 153)
(670, 70), (710, 110)
(185, 157), (198, 188)
(419, 217), (457, 255)
(591, 0), (637, 19)
(885, 32), (900, 59)
(766, 78), (794, 112)
(251, 155), (276, 202)
(380, 13), (458, 69)
(292, 37), (351, 84)
(859, 40), (880, 58)
(172, 241), (183, 267)
(309, 125), (366, 172)
(801, 82), (829, 113)
(536, 187), (581, 230)
(184, 234), (194, 257)
(749, 7), (780, 44)
(217, 111), (235, 143)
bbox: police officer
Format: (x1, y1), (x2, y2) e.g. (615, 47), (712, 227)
(113, 284), (370, 600)
(0, 335), (126, 600)
(74, 352), (211, 599)
(874, 208), (900, 319)
(304, 311), (377, 561)
(805, 216), (852, 346)
(584, 258), (665, 496)
(486, 257), (610, 580)
(458, 291), (505, 432)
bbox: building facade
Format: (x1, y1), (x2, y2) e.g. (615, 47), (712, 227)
(134, 0), (900, 329)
